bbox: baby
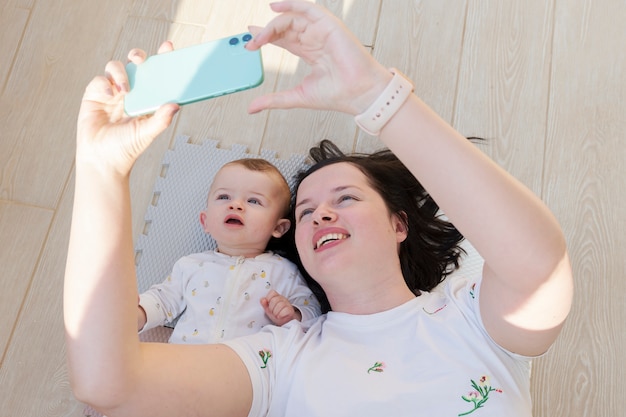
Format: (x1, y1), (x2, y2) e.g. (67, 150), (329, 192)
(138, 158), (320, 343)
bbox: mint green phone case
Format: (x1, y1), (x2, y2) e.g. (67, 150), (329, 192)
(124, 33), (264, 116)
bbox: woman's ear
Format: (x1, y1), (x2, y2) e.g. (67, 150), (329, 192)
(272, 218), (291, 238)
(393, 211), (409, 243)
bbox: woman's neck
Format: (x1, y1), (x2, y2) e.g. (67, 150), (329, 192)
(326, 278), (417, 315)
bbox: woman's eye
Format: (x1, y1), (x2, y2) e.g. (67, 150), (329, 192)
(298, 208), (314, 220)
(338, 194), (356, 203)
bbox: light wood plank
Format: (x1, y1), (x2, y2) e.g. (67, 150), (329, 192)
(0, 2), (30, 93)
(0, 176), (84, 416)
(531, 0), (626, 415)
(357, 0), (468, 153)
(318, 0), (382, 46)
(453, 0), (554, 194)
(0, 202), (53, 358)
(0, 0), (132, 208)
(129, 0), (178, 21)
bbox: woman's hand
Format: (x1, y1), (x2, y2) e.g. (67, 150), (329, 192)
(246, 1), (391, 115)
(76, 42), (179, 178)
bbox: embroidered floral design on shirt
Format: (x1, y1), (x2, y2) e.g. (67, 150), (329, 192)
(423, 304), (447, 315)
(458, 375), (502, 416)
(367, 361), (385, 374)
(259, 349), (272, 369)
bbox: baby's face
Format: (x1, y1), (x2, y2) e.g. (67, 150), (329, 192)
(200, 164), (289, 257)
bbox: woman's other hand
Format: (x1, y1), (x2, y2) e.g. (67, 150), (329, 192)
(245, 1), (391, 116)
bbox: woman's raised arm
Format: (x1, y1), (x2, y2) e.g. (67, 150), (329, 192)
(247, 1), (573, 357)
(64, 47), (252, 416)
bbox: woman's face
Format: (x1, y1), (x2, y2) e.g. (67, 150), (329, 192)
(294, 162), (407, 289)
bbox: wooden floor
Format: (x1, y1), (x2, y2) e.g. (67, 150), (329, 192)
(1, 0), (624, 416)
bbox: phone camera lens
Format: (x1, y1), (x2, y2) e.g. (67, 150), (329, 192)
(242, 33), (252, 42)
(229, 37), (239, 45)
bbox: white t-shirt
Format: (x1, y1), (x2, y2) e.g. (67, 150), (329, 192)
(224, 275), (533, 417)
(140, 251), (321, 344)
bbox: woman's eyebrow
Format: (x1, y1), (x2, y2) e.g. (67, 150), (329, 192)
(294, 198), (311, 210)
(295, 185), (359, 209)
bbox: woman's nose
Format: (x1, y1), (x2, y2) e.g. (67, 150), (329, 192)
(312, 206), (336, 225)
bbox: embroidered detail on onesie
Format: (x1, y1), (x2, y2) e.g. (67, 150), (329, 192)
(458, 375), (503, 416)
(469, 283), (477, 299)
(258, 349), (272, 369)
(367, 361), (385, 374)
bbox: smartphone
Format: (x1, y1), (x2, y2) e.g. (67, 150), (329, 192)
(124, 32), (264, 116)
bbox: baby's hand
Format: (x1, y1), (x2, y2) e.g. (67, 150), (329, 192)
(261, 290), (302, 326)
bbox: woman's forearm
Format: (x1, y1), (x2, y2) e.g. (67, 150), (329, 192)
(64, 165), (141, 404)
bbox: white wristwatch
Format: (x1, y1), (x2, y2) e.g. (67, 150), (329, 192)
(354, 68), (414, 136)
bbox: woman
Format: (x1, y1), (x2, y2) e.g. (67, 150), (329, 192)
(64, 2), (573, 416)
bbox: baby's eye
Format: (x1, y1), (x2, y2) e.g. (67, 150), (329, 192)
(217, 194), (230, 200)
(248, 198), (262, 205)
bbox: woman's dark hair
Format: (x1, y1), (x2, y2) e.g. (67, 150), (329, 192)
(283, 140), (466, 313)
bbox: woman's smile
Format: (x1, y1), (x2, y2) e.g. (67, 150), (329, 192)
(313, 230), (350, 251)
